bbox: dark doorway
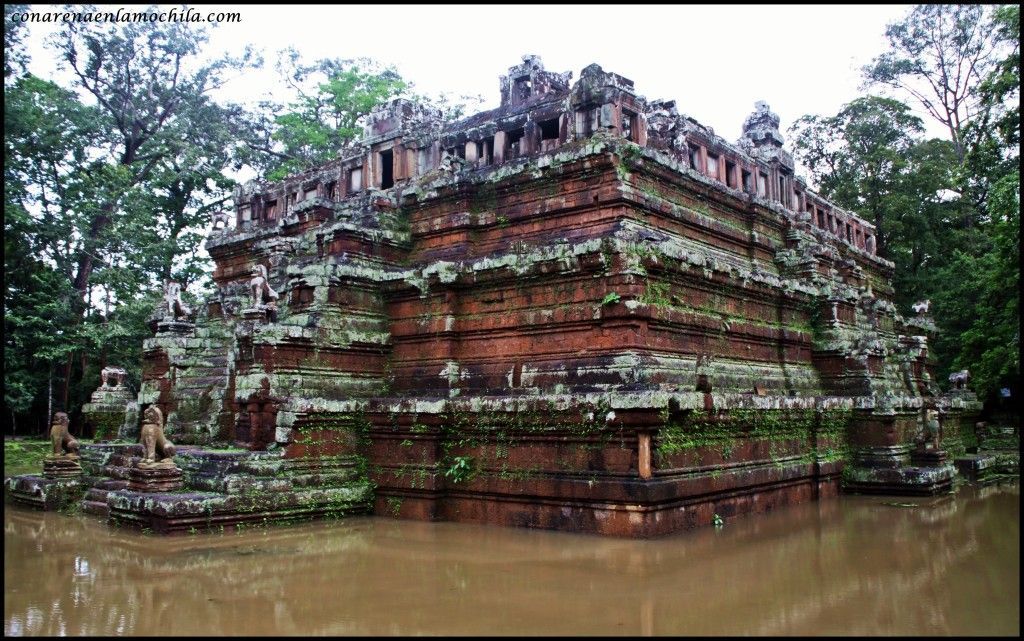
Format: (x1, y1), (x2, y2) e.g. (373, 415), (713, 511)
(380, 149), (394, 189)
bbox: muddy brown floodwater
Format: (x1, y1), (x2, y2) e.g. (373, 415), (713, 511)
(4, 482), (1019, 636)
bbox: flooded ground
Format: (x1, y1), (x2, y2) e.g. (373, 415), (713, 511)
(4, 482), (1018, 636)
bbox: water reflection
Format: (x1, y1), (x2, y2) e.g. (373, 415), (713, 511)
(4, 484), (1019, 636)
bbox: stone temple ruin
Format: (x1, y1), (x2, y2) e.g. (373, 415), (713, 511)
(7, 56), (986, 535)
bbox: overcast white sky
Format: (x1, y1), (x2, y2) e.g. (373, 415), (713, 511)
(19, 3), (951, 149)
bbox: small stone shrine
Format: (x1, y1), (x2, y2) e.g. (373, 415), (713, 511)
(82, 366), (136, 440)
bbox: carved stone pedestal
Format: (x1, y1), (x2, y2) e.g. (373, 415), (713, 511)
(43, 456), (83, 480)
(910, 447), (949, 466)
(240, 306), (275, 323)
(128, 465), (183, 493)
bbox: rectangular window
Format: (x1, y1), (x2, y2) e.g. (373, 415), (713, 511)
(240, 205), (252, 222)
(845, 222), (852, 242)
(349, 168), (362, 193)
(688, 145), (701, 171)
(304, 188), (317, 202)
(478, 136), (494, 166)
(741, 169), (753, 193)
(621, 109), (637, 142)
(325, 181), (337, 200)
(513, 76), (531, 103)
(757, 173), (768, 197)
(417, 148), (431, 174)
(725, 160), (737, 188)
(539, 117), (560, 152)
(706, 154), (719, 178)
(539, 118), (560, 141)
(817, 210), (825, 228)
(379, 149), (394, 188)
(265, 200), (277, 220)
(506, 127), (525, 158)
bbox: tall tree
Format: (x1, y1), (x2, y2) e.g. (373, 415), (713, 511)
(932, 4), (1020, 403)
(863, 4), (1002, 163)
(5, 12), (257, 425)
(58, 16), (251, 302)
(239, 52), (408, 181)
(44, 14), (255, 407)
(788, 95), (969, 310)
(789, 96), (926, 258)
(4, 4), (30, 79)
(4, 74), (104, 431)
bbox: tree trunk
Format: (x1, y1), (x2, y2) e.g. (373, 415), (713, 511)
(60, 352), (73, 412)
(47, 365), (53, 438)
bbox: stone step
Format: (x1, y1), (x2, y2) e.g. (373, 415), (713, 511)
(954, 454), (997, 482)
(81, 484), (119, 516)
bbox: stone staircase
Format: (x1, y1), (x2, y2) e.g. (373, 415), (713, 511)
(166, 325), (236, 443)
(81, 479), (129, 517)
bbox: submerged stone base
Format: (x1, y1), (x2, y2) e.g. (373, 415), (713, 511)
(107, 484), (372, 534)
(4, 475), (85, 511)
(377, 462), (840, 537)
(954, 454), (997, 484)
(976, 426), (1020, 476)
(843, 445), (956, 495)
(69, 443), (373, 534)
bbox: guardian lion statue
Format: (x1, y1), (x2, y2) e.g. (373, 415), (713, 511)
(948, 369), (971, 390)
(163, 280), (192, 320)
(139, 405), (176, 468)
(49, 412), (80, 459)
(248, 264), (279, 308)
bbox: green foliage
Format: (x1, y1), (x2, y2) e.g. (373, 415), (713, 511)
(246, 53), (408, 181)
(442, 455), (476, 484)
(793, 5), (1020, 402)
(3, 5), (29, 79)
(385, 496), (403, 516)
(932, 172), (1019, 398)
(4, 16), (256, 430)
(862, 4), (1002, 161)
(3, 439), (51, 477)
(601, 292), (621, 306)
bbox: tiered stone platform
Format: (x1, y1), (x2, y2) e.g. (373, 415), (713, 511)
(54, 443), (369, 534)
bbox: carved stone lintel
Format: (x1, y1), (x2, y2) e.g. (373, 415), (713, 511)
(156, 320), (196, 335)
